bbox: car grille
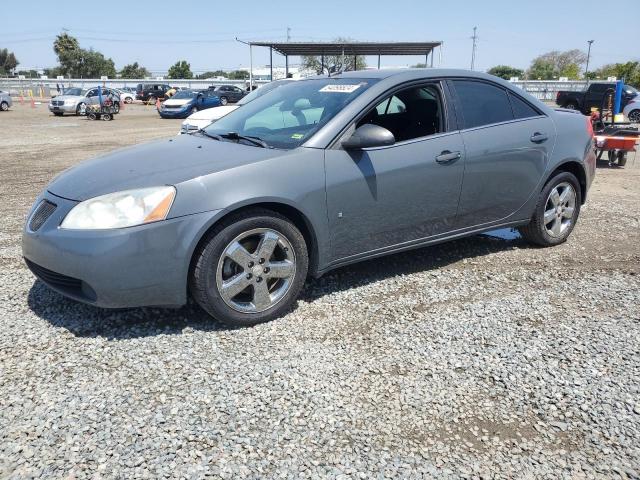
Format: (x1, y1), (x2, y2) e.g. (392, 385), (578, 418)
(25, 259), (82, 291)
(28, 200), (57, 231)
(52, 100), (64, 106)
(164, 105), (183, 109)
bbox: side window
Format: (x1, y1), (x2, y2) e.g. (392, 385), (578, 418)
(452, 80), (513, 129)
(508, 92), (541, 119)
(357, 84), (443, 142)
(86, 89), (96, 97)
(589, 84), (607, 94)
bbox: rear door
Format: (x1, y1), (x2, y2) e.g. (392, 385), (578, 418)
(584, 83), (609, 112)
(449, 79), (555, 228)
(325, 81), (466, 260)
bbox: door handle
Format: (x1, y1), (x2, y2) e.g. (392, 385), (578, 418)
(530, 132), (548, 143)
(435, 150), (462, 164)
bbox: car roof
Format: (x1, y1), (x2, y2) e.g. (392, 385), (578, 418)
(313, 68), (506, 83)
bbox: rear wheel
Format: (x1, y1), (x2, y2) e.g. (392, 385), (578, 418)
(219, 96), (228, 106)
(564, 101), (578, 110)
(76, 102), (86, 115)
(519, 172), (581, 247)
(191, 106), (198, 114)
(617, 151), (627, 167)
(124, 97), (133, 104)
(0, 101), (8, 111)
(190, 209), (308, 327)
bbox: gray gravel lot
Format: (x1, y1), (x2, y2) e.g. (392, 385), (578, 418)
(1, 105), (639, 479)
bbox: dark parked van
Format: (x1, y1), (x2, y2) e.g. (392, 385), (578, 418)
(136, 83), (172, 102)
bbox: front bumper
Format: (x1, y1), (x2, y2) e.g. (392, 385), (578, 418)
(48, 103), (77, 114)
(159, 107), (191, 119)
(22, 192), (221, 308)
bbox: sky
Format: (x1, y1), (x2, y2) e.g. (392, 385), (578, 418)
(1, 0), (636, 75)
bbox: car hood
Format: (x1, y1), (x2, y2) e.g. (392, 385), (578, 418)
(47, 134), (285, 201)
(163, 98), (192, 107)
(51, 94), (85, 101)
(186, 105), (238, 122)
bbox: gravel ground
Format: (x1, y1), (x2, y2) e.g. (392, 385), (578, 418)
(1, 105), (639, 479)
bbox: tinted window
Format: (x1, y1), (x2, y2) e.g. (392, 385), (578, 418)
(358, 84), (443, 142)
(589, 84), (609, 93)
(453, 80), (513, 129)
(508, 92), (540, 119)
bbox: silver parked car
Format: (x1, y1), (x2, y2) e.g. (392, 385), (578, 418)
(49, 87), (121, 116)
(24, 69), (596, 326)
(0, 90), (12, 111)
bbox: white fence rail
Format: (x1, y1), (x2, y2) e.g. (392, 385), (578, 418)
(0, 76), (588, 101)
(0, 78), (266, 97)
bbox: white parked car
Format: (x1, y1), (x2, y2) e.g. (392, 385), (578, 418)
(623, 98), (640, 123)
(115, 88), (136, 104)
(179, 79), (294, 134)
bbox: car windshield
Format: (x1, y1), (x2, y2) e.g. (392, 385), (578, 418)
(63, 88), (83, 96)
(237, 80), (291, 106)
(204, 78), (377, 149)
(173, 90), (198, 99)
(626, 86), (639, 95)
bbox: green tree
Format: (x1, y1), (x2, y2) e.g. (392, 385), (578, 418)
(411, 63), (427, 68)
(119, 62), (150, 79)
(227, 70), (249, 80)
(52, 33), (116, 78)
(487, 65), (524, 80)
(301, 37), (367, 74)
(0, 48), (19, 75)
(527, 49), (587, 80)
(592, 62), (640, 87)
(196, 70), (227, 79)
(168, 60), (193, 79)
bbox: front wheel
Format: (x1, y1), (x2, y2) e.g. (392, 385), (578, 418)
(563, 102), (578, 110)
(219, 96), (228, 106)
(124, 97), (133, 104)
(518, 172), (581, 246)
(190, 209), (308, 327)
(76, 103), (86, 115)
(191, 106), (198, 114)
(0, 101), (8, 111)
(628, 109), (640, 123)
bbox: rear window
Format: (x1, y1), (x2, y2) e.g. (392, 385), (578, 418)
(508, 92), (541, 119)
(452, 80), (513, 129)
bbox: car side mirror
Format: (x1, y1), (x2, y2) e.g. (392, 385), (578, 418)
(342, 124), (395, 150)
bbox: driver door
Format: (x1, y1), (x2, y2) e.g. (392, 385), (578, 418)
(325, 82), (465, 260)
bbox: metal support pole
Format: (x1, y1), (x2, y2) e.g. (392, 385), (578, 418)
(353, 55), (357, 71)
(377, 54), (381, 69)
(425, 53), (428, 67)
(270, 47), (273, 81)
(430, 50), (434, 67)
(439, 44), (443, 67)
(321, 52), (324, 74)
(285, 55), (289, 77)
(249, 44), (253, 90)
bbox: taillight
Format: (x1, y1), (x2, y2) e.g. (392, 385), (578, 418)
(586, 115), (594, 137)
(556, 92), (561, 100)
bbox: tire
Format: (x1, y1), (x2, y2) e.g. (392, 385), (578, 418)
(53, 112), (64, 117)
(563, 101), (578, 110)
(191, 106), (198, 114)
(0, 101), (8, 111)
(628, 109), (640, 123)
(87, 112), (97, 120)
(76, 103), (86, 116)
(190, 208), (309, 327)
(102, 113), (113, 121)
(148, 96), (156, 104)
(617, 151), (627, 167)
(113, 103), (120, 114)
(518, 172), (582, 247)
(219, 96), (228, 106)
(124, 97), (133, 104)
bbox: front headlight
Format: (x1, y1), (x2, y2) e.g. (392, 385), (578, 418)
(60, 186), (176, 230)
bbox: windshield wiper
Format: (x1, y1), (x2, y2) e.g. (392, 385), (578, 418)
(222, 132), (269, 148)
(195, 129), (223, 141)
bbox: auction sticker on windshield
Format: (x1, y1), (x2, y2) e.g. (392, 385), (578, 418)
(319, 84), (361, 93)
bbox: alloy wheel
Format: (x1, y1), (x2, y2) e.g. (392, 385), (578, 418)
(216, 228), (296, 313)
(629, 110), (640, 123)
(0, 101), (8, 111)
(544, 182), (576, 238)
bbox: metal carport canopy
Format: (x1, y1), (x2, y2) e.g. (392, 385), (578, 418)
(249, 41), (442, 57)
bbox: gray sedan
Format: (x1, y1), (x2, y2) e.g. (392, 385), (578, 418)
(0, 90), (12, 111)
(49, 87), (120, 116)
(23, 69), (596, 326)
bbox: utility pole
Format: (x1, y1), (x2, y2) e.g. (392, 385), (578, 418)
(470, 27), (478, 71)
(584, 40), (594, 82)
(285, 27), (291, 78)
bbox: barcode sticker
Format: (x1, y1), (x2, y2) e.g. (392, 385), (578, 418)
(319, 84), (361, 93)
